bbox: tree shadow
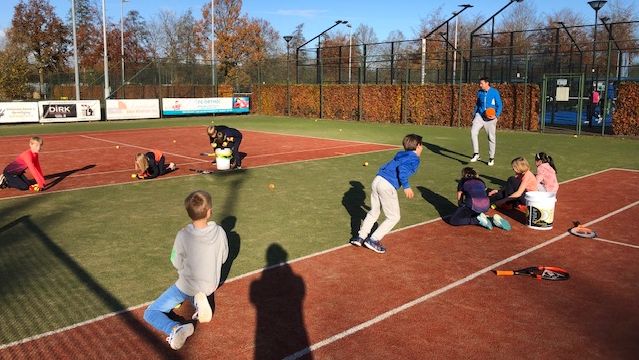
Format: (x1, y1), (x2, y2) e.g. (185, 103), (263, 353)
(341, 181), (370, 238)
(417, 186), (457, 218)
(423, 142), (470, 165)
(250, 244), (312, 360)
(0, 216), (176, 359)
(44, 164), (96, 190)
(219, 216), (241, 286)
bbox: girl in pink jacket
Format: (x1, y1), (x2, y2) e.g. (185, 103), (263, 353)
(535, 152), (558, 193)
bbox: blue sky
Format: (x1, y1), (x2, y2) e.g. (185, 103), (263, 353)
(1, 0), (636, 45)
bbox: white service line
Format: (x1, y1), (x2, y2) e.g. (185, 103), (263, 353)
(590, 237), (639, 249)
(282, 199), (639, 360)
(79, 135), (209, 163)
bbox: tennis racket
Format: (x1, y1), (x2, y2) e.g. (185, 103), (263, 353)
(200, 152), (215, 157)
(493, 266), (570, 281)
(189, 168), (212, 174)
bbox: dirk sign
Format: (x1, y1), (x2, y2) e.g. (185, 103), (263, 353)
(43, 104), (77, 118)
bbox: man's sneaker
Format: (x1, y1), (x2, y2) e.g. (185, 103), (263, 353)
(349, 236), (365, 247)
(192, 292), (212, 323)
(0, 174), (6, 189)
(492, 214), (512, 231)
(470, 153), (481, 162)
(487, 158), (495, 166)
(364, 238), (386, 254)
(166, 323), (194, 350)
(476, 213), (493, 230)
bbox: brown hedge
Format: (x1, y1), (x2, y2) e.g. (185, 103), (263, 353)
(612, 82), (639, 136)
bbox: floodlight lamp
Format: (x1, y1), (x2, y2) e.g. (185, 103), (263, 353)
(459, 4), (473, 8)
(283, 35), (293, 43)
(588, 0), (607, 11)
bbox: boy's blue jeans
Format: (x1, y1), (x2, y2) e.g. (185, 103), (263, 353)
(144, 284), (193, 335)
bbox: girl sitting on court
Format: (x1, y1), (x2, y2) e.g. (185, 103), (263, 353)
(134, 150), (176, 179)
(0, 136), (46, 192)
(207, 125), (243, 169)
(489, 156), (537, 209)
(534, 152), (558, 193)
(448, 167), (510, 230)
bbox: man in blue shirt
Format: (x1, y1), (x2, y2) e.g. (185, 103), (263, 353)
(470, 77), (502, 167)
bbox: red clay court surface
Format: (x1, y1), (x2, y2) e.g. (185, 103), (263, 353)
(1, 168), (637, 359)
(0, 126), (396, 199)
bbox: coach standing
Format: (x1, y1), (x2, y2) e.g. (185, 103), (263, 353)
(470, 77), (502, 167)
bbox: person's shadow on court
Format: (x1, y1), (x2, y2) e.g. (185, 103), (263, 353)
(417, 186), (457, 219)
(423, 142), (470, 164)
(44, 164), (96, 190)
(342, 181), (370, 238)
(220, 216), (241, 286)
(250, 244), (312, 360)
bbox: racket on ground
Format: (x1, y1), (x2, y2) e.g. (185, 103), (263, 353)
(569, 225), (597, 238)
(493, 266), (570, 281)
(200, 152), (215, 157)
(189, 168), (212, 174)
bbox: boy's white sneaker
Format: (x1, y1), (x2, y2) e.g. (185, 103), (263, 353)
(470, 153), (481, 162)
(166, 323), (194, 350)
(193, 292), (212, 323)
(487, 158), (495, 166)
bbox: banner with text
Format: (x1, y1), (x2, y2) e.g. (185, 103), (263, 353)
(161, 97), (249, 116)
(0, 102), (40, 123)
(39, 100), (101, 122)
(106, 99), (160, 120)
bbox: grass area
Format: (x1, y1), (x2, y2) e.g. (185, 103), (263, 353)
(1, 115), (638, 344)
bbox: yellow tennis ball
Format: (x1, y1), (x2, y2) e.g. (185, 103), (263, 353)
(131, 174), (137, 179)
(174, 302), (182, 309)
(363, 161), (369, 166)
(268, 183), (275, 190)
(173, 140), (176, 143)
(339, 129), (342, 132)
(573, 135), (578, 138)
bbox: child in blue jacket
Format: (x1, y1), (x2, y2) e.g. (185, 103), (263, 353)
(350, 134), (423, 254)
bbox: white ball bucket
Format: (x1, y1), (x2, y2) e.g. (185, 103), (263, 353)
(525, 191), (557, 230)
(215, 148), (232, 170)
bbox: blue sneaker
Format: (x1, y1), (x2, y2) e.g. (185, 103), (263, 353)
(476, 213), (493, 230)
(349, 236), (365, 247)
(492, 214), (512, 231)
(364, 238), (386, 254)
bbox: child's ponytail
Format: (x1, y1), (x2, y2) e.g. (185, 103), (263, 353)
(535, 152), (557, 173)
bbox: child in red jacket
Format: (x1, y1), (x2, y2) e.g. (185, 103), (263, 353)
(1, 137), (46, 192)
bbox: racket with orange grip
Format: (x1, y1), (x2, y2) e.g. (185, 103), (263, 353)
(493, 266), (570, 281)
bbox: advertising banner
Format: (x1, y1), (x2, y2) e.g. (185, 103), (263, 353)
(0, 102), (40, 123)
(106, 99), (160, 120)
(162, 97), (249, 116)
(39, 100), (101, 122)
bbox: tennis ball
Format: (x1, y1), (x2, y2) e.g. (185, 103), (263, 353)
(115, 145), (119, 149)
(268, 183), (275, 190)
(363, 161), (369, 166)
(339, 129), (342, 132)
(131, 173), (137, 179)
(174, 302), (182, 309)
(573, 135), (578, 138)
(173, 140), (176, 143)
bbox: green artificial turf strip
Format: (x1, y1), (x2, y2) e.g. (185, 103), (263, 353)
(0, 116), (638, 344)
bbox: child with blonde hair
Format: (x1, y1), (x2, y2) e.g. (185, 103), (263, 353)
(1, 137), (46, 192)
(133, 150), (176, 179)
(489, 156), (537, 208)
(534, 152), (558, 193)
(144, 190), (229, 350)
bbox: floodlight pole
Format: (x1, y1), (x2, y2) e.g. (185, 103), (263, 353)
(296, 20), (348, 84)
(556, 21), (583, 73)
(469, 0), (523, 82)
(284, 35), (293, 116)
(211, 0), (216, 96)
(347, 24), (353, 84)
(71, 0), (80, 100)
(101, 0), (110, 99)
(588, 0), (607, 127)
(120, 0), (128, 90)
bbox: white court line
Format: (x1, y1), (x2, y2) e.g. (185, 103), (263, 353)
(283, 199), (639, 360)
(248, 143), (380, 159)
(79, 135), (209, 163)
(0, 169), (637, 349)
(590, 237), (639, 249)
(0, 146), (119, 158)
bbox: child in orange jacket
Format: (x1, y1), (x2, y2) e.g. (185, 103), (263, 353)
(1, 137), (46, 192)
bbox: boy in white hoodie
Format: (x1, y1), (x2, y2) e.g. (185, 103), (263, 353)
(144, 190), (229, 350)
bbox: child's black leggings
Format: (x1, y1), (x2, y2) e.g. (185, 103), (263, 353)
(490, 176), (524, 205)
(448, 205), (480, 226)
(3, 171), (30, 190)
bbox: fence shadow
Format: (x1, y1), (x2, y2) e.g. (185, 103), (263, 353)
(250, 244), (312, 360)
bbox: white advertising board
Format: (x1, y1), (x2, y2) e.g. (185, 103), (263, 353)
(39, 100), (101, 122)
(106, 99), (160, 120)
(0, 102), (40, 123)
(162, 97), (236, 116)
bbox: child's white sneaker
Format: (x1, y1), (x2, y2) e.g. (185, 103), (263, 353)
(166, 323), (194, 350)
(168, 162), (176, 171)
(492, 214), (512, 231)
(476, 213), (493, 230)
(192, 292), (212, 323)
